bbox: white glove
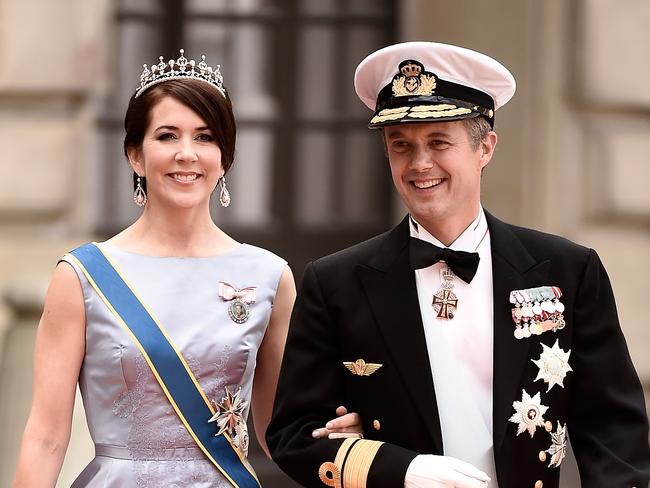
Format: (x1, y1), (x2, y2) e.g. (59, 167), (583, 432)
(404, 454), (491, 488)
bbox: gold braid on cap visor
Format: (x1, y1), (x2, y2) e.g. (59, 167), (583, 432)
(369, 99), (493, 126)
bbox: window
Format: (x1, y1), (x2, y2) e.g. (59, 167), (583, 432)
(98, 1), (395, 485)
(99, 0), (396, 271)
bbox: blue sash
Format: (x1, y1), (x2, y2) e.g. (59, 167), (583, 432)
(68, 243), (260, 488)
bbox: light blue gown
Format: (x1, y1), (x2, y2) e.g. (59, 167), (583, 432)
(62, 242), (286, 487)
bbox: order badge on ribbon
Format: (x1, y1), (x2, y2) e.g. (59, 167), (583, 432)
(432, 267), (458, 320)
(218, 282), (257, 324)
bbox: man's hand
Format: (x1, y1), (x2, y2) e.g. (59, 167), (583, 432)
(405, 454), (491, 488)
(312, 406), (364, 439)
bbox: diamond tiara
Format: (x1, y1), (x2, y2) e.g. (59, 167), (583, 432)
(135, 49), (225, 98)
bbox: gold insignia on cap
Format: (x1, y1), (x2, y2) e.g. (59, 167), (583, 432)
(392, 60), (436, 97)
(343, 359), (383, 377)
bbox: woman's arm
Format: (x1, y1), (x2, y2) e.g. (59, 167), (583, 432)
(13, 262), (86, 487)
(252, 266), (364, 458)
(251, 266), (296, 458)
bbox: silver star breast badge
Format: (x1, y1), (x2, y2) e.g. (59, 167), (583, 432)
(208, 386), (249, 457)
(509, 389), (549, 438)
(532, 340), (572, 392)
(545, 422), (568, 468)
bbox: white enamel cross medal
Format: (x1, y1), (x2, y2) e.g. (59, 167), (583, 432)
(432, 267), (458, 319)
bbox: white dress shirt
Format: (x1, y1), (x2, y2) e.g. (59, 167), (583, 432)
(410, 208), (498, 486)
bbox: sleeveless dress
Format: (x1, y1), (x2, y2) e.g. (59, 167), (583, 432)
(61, 242), (286, 487)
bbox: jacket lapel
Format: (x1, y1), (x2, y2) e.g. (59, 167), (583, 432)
(486, 211), (550, 449)
(354, 212), (550, 453)
(356, 216), (444, 453)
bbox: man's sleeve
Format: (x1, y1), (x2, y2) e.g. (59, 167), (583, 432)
(568, 249), (650, 486)
(266, 262), (418, 488)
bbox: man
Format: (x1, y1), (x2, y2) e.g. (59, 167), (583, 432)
(267, 42), (650, 488)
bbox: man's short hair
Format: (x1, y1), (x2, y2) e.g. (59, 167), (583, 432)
(379, 116), (493, 155)
(461, 116), (492, 150)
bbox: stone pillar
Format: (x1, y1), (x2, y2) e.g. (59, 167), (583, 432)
(0, 0), (112, 483)
(0, 283), (94, 487)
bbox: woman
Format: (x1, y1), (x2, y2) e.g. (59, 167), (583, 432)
(14, 50), (359, 487)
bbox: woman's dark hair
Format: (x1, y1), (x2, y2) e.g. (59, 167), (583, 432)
(123, 79), (237, 191)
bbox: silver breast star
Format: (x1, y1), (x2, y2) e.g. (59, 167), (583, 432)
(509, 389), (549, 438)
(546, 422), (568, 468)
(532, 340), (572, 392)
(208, 386), (248, 437)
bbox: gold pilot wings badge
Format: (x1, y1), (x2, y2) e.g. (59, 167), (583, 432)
(343, 359), (383, 377)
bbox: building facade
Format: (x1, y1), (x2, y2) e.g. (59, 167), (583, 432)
(0, 0), (647, 486)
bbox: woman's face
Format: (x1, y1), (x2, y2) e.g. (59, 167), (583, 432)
(128, 96), (223, 210)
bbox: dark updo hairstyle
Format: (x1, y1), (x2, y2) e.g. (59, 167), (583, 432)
(123, 79), (236, 193)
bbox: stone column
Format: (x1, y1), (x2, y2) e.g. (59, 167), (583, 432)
(0, 0), (112, 484)
(0, 283), (94, 487)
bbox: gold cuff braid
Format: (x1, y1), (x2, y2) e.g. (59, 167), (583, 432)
(318, 438), (384, 488)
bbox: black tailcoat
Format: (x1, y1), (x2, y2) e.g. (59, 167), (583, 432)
(267, 212), (650, 488)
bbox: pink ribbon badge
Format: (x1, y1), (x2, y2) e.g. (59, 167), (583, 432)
(218, 282), (257, 304)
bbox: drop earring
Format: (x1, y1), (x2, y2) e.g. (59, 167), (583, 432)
(219, 176), (231, 207)
(134, 176), (147, 207)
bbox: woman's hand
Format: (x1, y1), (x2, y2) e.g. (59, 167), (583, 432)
(312, 406), (364, 439)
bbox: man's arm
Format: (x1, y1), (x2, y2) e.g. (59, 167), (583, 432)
(266, 261), (417, 488)
(568, 249), (650, 485)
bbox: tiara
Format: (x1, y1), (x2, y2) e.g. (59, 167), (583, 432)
(135, 49), (225, 98)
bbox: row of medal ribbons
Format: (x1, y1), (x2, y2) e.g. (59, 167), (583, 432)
(509, 286), (565, 340)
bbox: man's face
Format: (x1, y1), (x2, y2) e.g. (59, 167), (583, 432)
(383, 120), (496, 233)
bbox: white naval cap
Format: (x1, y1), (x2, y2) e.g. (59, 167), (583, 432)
(354, 41), (516, 128)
